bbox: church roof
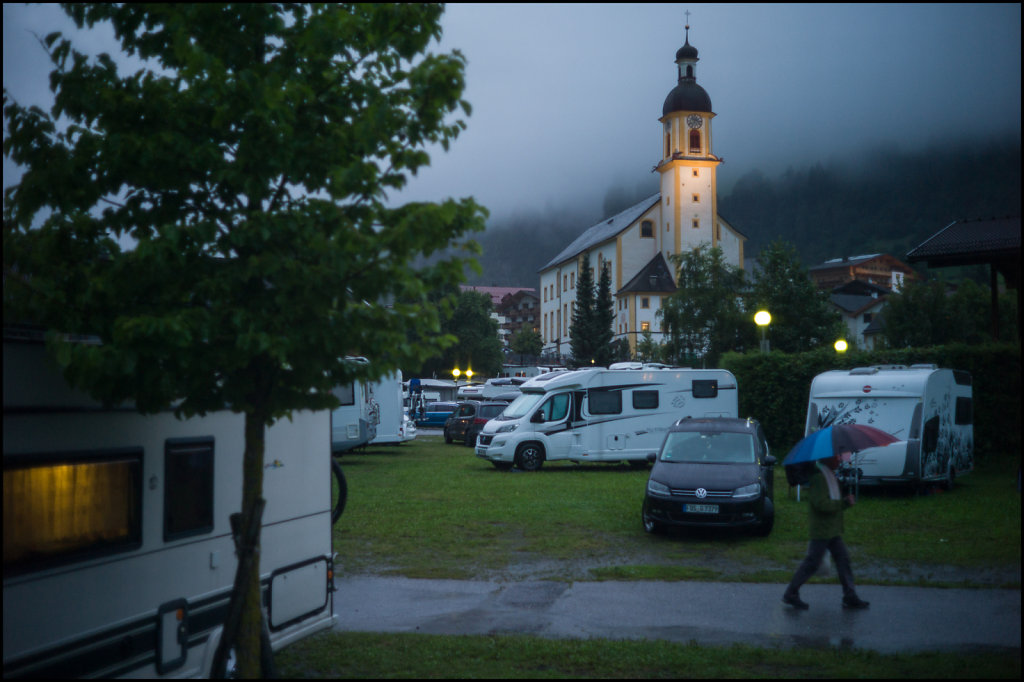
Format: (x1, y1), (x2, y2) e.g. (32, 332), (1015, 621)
(663, 81), (712, 115)
(618, 253), (677, 295)
(539, 193), (661, 271)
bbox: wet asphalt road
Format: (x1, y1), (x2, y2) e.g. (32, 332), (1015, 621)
(332, 576), (1021, 654)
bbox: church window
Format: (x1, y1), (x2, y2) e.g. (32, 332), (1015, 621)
(685, 65), (693, 78)
(692, 169), (699, 177)
(689, 130), (701, 153)
(692, 193), (700, 203)
(570, 272), (575, 288)
(692, 218), (700, 229)
(641, 297), (650, 309)
(641, 321), (651, 332)
(640, 220), (653, 238)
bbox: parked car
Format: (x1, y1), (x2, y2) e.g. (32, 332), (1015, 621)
(641, 417), (775, 536)
(414, 401), (459, 428)
(444, 400), (511, 446)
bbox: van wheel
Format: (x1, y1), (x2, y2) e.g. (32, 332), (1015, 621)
(331, 458), (348, 525)
(642, 503), (664, 535)
(514, 443), (544, 471)
(752, 497), (774, 537)
(444, 429), (453, 444)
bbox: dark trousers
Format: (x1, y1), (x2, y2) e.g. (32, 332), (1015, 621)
(785, 536), (858, 600)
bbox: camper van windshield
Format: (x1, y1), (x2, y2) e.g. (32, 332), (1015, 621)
(500, 392), (545, 419)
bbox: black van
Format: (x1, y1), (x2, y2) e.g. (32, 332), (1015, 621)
(641, 417), (776, 536)
(444, 400), (511, 447)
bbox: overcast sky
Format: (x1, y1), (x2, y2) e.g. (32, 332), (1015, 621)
(4, 3), (1021, 224)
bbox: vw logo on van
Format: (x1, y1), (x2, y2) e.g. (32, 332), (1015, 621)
(695, 488), (707, 498)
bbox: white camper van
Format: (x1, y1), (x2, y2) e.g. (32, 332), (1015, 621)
(475, 365), (738, 471)
(330, 357), (380, 453)
(804, 365), (973, 489)
(3, 332), (335, 678)
(369, 370), (416, 445)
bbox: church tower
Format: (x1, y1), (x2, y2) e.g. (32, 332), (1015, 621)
(657, 23), (721, 260)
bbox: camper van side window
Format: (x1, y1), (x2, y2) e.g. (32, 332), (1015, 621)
(955, 397), (973, 425)
(3, 448), (143, 574)
(692, 380), (718, 398)
(333, 383), (356, 406)
(588, 389), (622, 415)
(632, 390), (659, 409)
(165, 438), (214, 541)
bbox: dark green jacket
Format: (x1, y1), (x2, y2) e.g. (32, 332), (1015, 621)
(805, 464), (852, 540)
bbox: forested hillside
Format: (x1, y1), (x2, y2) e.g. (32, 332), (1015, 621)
(463, 136), (1021, 287)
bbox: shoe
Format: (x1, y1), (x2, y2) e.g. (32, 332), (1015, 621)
(782, 593), (809, 610)
(842, 596), (870, 609)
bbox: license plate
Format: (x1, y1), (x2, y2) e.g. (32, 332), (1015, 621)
(684, 504), (718, 514)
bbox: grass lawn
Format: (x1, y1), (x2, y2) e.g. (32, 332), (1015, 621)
(286, 436), (1021, 678)
(331, 435), (1020, 587)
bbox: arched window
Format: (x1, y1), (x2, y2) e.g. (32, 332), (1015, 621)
(689, 129), (701, 153)
(640, 220), (653, 238)
(686, 65), (693, 78)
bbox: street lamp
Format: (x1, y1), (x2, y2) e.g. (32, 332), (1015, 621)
(452, 368), (461, 384)
(465, 368), (473, 382)
(754, 310), (771, 353)
(834, 339), (848, 353)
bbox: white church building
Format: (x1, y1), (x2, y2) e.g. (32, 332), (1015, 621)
(539, 27), (746, 361)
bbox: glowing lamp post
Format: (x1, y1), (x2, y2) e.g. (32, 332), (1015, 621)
(452, 368), (461, 384)
(754, 310), (771, 353)
(465, 368), (473, 382)
(834, 339), (848, 353)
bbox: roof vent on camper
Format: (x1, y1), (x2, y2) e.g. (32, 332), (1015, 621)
(910, 364), (938, 370)
(610, 362), (643, 370)
(849, 367), (879, 375)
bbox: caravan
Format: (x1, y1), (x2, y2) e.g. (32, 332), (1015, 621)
(3, 331), (335, 678)
(369, 371), (416, 445)
(475, 365), (738, 470)
(804, 365), (974, 489)
(330, 357), (379, 453)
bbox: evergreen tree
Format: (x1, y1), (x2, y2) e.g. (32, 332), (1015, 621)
(592, 262), (616, 366)
(569, 257), (595, 366)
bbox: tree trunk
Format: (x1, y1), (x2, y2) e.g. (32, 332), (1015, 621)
(235, 407), (268, 678)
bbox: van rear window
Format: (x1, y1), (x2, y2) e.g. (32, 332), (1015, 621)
(3, 449), (143, 573)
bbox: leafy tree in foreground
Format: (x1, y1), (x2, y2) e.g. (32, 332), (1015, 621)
(659, 244), (746, 368)
(3, 3), (485, 676)
(751, 239), (844, 352)
(429, 289), (503, 378)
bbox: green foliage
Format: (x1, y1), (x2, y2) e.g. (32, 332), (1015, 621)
(660, 243), (746, 367)
(882, 278), (1019, 347)
(720, 343), (1021, 456)
(509, 327), (543, 364)
(568, 256), (595, 366)
(751, 239), (845, 352)
(592, 262), (616, 366)
(636, 329), (660, 362)
(428, 290), (503, 377)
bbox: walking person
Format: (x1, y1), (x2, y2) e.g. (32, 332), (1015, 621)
(782, 450), (870, 610)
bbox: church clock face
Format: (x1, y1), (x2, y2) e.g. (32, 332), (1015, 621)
(686, 114), (703, 129)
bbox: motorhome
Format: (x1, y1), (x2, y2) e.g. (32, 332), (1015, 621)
(330, 357), (379, 453)
(369, 370), (416, 445)
(475, 365), (738, 471)
(3, 331), (335, 678)
(804, 365), (973, 489)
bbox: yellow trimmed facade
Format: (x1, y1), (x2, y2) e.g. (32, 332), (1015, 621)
(539, 27), (746, 360)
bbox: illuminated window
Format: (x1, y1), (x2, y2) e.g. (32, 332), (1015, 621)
(641, 321), (651, 332)
(164, 438), (214, 541)
(4, 449), (143, 573)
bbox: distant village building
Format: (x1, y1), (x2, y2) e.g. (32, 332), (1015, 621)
(537, 25), (747, 361)
(459, 285), (538, 349)
(808, 253), (917, 291)
(828, 280), (891, 350)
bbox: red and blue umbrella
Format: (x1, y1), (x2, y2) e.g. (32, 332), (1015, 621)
(783, 423), (900, 467)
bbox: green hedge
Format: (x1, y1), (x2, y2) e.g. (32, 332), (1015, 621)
(719, 343), (1021, 458)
